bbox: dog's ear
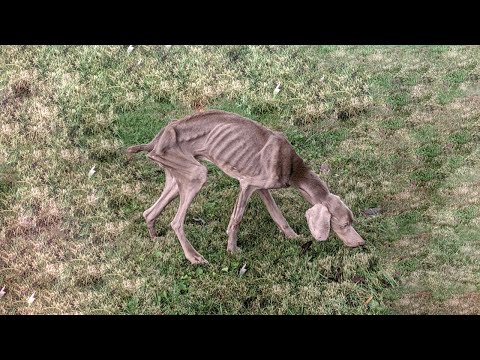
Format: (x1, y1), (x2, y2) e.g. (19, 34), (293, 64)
(305, 203), (331, 241)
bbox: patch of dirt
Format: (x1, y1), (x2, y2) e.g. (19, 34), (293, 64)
(4, 206), (62, 239)
(11, 78), (32, 98)
(387, 232), (431, 261)
(2, 77), (32, 105)
(393, 291), (480, 314)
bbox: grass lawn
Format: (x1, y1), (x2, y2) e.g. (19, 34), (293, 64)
(1, 45), (479, 314)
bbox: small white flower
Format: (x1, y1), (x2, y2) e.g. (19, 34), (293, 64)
(273, 83), (281, 97)
(27, 292), (36, 305)
(0, 286), (5, 298)
(137, 59), (143, 66)
(165, 45), (172, 51)
(239, 263), (247, 277)
(88, 165), (96, 178)
(127, 45), (134, 54)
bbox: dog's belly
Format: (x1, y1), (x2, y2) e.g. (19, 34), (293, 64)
(196, 155), (288, 189)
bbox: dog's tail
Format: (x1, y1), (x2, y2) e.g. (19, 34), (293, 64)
(126, 128), (165, 157)
(127, 143), (154, 154)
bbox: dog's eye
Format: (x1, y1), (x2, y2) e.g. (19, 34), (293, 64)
(343, 223), (349, 228)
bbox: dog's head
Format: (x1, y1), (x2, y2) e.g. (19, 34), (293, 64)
(305, 194), (365, 247)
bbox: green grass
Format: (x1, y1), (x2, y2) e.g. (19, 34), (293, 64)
(1, 45), (479, 314)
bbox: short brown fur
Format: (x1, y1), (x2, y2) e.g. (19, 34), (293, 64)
(128, 110), (364, 264)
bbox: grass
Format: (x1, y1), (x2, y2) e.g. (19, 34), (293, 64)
(1, 45), (479, 314)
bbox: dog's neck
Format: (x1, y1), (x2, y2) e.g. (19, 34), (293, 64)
(290, 163), (330, 206)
